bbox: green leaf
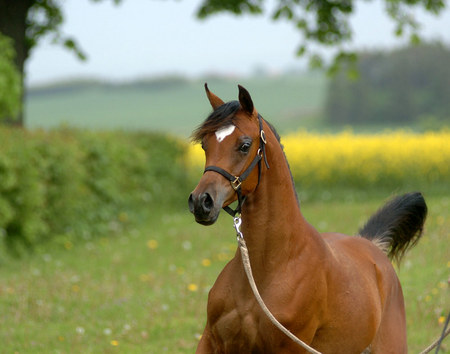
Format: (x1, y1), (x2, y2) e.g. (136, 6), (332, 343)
(296, 45), (306, 56)
(309, 54), (323, 69)
(63, 38), (87, 61)
(410, 33), (421, 45)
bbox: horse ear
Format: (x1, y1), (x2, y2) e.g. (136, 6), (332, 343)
(238, 85), (254, 115)
(205, 83), (224, 110)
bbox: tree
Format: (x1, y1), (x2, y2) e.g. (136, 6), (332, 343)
(325, 42), (450, 126)
(0, 33), (21, 121)
(0, 0), (446, 125)
(0, 0), (115, 125)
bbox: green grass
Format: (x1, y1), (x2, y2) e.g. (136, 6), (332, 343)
(0, 190), (448, 353)
(25, 73), (326, 137)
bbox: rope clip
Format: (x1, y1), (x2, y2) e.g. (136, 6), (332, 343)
(233, 214), (243, 241)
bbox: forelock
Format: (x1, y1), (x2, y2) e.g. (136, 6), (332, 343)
(191, 101), (241, 143)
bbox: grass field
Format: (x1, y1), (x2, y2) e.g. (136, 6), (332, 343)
(1, 189), (448, 353)
(25, 73), (326, 137)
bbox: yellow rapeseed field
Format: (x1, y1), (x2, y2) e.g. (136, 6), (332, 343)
(186, 130), (450, 188)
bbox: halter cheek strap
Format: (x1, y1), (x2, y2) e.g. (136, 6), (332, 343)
(203, 115), (269, 217)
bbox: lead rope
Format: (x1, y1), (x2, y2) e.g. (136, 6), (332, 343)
(233, 215), (322, 354)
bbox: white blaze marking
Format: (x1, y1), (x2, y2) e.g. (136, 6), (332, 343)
(215, 125), (235, 142)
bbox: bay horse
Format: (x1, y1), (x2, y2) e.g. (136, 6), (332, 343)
(188, 84), (427, 353)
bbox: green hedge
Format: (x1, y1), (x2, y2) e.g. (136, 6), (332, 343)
(0, 127), (192, 255)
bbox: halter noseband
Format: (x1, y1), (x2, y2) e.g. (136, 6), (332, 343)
(203, 115), (270, 217)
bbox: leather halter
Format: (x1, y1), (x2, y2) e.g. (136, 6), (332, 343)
(203, 115), (270, 217)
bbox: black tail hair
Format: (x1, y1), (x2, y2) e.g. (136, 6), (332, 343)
(359, 192), (427, 264)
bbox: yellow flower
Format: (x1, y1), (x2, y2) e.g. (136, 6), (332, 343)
(438, 316), (446, 325)
(139, 274), (149, 282)
(71, 285), (80, 293)
(217, 252), (231, 262)
(188, 283), (198, 292)
(187, 131), (450, 188)
(118, 212), (129, 223)
(147, 240), (158, 250)
(139, 273), (154, 283)
(111, 340), (119, 346)
(177, 267), (185, 275)
(201, 258), (211, 267)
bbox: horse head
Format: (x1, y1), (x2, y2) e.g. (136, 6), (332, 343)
(188, 84), (267, 225)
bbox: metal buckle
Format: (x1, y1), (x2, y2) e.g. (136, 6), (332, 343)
(260, 130), (267, 144)
(231, 176), (241, 191)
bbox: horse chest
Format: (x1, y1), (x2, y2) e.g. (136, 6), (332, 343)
(213, 306), (261, 349)
(207, 279), (294, 352)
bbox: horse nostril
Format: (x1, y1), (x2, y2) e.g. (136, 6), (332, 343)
(188, 193), (195, 213)
(201, 193), (214, 213)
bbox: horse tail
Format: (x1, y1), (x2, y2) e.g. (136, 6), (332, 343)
(358, 192), (427, 264)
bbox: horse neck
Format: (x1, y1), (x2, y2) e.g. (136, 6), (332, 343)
(239, 131), (319, 275)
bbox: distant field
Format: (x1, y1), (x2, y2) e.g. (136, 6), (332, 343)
(25, 73), (326, 137)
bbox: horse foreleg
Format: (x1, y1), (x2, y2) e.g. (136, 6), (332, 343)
(196, 326), (215, 354)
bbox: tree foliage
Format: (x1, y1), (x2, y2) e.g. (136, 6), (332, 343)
(325, 42), (450, 126)
(197, 0), (446, 70)
(25, 0), (120, 60)
(0, 33), (21, 120)
(28, 0), (93, 61)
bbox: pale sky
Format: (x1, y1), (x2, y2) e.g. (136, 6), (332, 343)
(25, 0), (450, 86)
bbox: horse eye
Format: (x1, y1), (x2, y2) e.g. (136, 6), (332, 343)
(239, 142), (252, 153)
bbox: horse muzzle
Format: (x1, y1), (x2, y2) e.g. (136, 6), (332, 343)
(188, 189), (224, 225)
